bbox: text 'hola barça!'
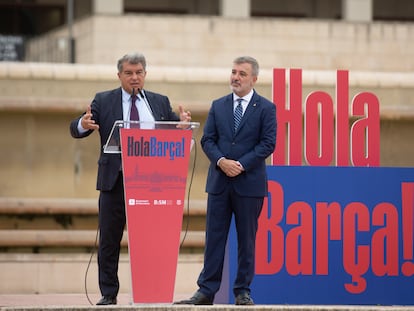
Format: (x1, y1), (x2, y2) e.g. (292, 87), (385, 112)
(257, 68), (414, 297)
(127, 136), (186, 160)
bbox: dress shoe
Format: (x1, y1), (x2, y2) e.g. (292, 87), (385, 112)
(235, 292), (254, 305)
(96, 296), (117, 305)
(173, 291), (213, 305)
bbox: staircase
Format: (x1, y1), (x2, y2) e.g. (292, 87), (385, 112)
(0, 197), (205, 295)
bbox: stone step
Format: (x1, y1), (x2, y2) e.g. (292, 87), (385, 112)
(0, 253), (202, 296)
(0, 198), (206, 253)
(0, 229), (204, 249)
(0, 197), (206, 216)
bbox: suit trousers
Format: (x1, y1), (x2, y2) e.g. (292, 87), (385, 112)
(97, 172), (126, 297)
(197, 185), (264, 300)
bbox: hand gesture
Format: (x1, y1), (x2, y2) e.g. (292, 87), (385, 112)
(179, 105), (191, 122)
(176, 105), (192, 129)
(81, 105), (99, 130)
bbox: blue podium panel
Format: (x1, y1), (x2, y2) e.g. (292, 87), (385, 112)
(225, 166), (414, 305)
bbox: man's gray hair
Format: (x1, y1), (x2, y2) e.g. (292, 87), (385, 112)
(233, 56), (259, 77)
(117, 52), (147, 72)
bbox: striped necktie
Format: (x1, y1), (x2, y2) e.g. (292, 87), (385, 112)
(130, 94), (140, 127)
(234, 98), (243, 132)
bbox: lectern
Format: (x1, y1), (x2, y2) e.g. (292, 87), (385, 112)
(104, 120), (200, 304)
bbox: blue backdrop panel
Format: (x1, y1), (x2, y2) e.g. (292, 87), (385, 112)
(225, 166), (414, 305)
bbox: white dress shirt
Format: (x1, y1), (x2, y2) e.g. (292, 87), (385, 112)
(122, 88), (155, 129)
(233, 89), (254, 115)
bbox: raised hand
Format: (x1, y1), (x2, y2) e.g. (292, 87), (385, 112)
(179, 105), (191, 122)
(81, 105), (99, 130)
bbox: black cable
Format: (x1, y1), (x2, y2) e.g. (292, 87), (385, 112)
(84, 225), (99, 305)
(180, 137), (197, 248)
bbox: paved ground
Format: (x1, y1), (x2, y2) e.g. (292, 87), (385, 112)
(2, 294), (414, 311)
(0, 293), (195, 307)
(0, 294), (130, 307)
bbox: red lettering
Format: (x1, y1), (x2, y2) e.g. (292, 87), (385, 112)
(255, 181), (285, 274)
(272, 69), (303, 165)
(315, 202), (342, 275)
(272, 69), (286, 165)
(336, 70), (350, 166)
(272, 68), (380, 167)
(343, 202), (370, 294)
(304, 91), (334, 165)
(285, 201), (313, 275)
(350, 92), (380, 166)
(401, 182), (414, 276)
(371, 203), (399, 276)
(257, 180), (411, 294)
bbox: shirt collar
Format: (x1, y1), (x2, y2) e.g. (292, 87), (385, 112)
(122, 88), (145, 101)
(233, 89), (254, 103)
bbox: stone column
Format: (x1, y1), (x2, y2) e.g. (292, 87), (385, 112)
(342, 0), (373, 22)
(92, 0), (123, 15)
(219, 0), (250, 17)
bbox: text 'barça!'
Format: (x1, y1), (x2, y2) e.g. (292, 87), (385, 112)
(127, 136), (186, 160)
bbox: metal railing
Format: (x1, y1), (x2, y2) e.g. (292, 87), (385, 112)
(25, 35), (74, 63)
(0, 34), (74, 63)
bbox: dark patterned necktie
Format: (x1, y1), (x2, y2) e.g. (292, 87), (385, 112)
(130, 95), (139, 127)
(234, 98), (243, 132)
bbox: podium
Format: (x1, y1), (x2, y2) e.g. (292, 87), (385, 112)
(103, 120), (200, 304)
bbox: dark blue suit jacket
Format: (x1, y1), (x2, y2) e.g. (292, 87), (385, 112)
(70, 87), (180, 191)
(201, 91), (277, 197)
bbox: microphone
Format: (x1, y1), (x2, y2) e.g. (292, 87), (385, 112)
(137, 88), (144, 98)
(138, 88), (154, 115)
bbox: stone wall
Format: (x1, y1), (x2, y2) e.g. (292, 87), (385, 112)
(26, 15), (414, 72)
(0, 62), (413, 199)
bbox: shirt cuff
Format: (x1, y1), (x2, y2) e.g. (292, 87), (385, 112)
(77, 118), (88, 134)
(217, 157), (225, 167)
(236, 161), (244, 171)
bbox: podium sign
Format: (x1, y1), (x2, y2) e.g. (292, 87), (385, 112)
(105, 120), (198, 303)
(121, 127), (192, 303)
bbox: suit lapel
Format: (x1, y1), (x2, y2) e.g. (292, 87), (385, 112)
(111, 87), (123, 121)
(224, 95), (235, 135)
(143, 92), (156, 119)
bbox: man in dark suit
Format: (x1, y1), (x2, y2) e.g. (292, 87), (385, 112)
(175, 56), (277, 305)
(69, 52), (191, 305)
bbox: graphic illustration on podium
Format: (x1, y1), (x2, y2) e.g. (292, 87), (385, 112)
(104, 120), (200, 303)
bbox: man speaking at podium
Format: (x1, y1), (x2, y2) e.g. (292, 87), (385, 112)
(69, 52), (191, 305)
